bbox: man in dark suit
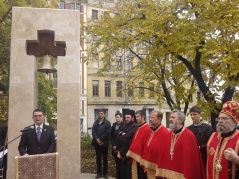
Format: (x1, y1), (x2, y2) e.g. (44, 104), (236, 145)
(110, 111), (124, 179)
(18, 108), (56, 156)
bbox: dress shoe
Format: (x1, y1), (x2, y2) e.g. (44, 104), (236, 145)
(103, 174), (109, 178)
(95, 174), (102, 178)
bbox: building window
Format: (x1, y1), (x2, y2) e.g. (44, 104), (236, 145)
(116, 56), (122, 70)
(149, 83), (154, 98)
(139, 82), (145, 97)
(143, 108), (154, 124)
(60, 1), (65, 9)
(80, 118), (83, 132)
(105, 81), (111, 97)
(166, 112), (171, 128)
(116, 81), (123, 97)
(76, 3), (80, 11)
(127, 57), (133, 71)
(104, 60), (110, 70)
(92, 80), (99, 96)
(92, 9), (98, 19)
(197, 91), (201, 101)
(92, 54), (99, 68)
(189, 94), (193, 102)
(128, 85), (134, 97)
(70, 3), (75, 10)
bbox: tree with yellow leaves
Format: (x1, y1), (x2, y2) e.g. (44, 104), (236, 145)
(85, 0), (239, 130)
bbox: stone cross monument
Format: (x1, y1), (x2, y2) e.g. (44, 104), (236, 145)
(26, 30), (66, 57)
(8, 7), (81, 178)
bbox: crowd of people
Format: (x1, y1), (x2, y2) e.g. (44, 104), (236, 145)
(91, 100), (239, 179)
(0, 101), (238, 179)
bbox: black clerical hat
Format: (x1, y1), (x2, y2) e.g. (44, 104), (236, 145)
(124, 109), (136, 120)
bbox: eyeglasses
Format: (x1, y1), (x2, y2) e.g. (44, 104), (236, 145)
(216, 117), (232, 121)
(34, 115), (43, 118)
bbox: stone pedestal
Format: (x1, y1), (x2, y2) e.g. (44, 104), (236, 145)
(8, 7), (81, 179)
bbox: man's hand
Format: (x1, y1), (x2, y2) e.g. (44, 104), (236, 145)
(96, 138), (101, 144)
(224, 148), (239, 164)
(96, 138), (103, 146)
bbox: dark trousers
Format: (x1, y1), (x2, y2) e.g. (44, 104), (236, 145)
(137, 162), (147, 179)
(95, 145), (108, 175)
(113, 154), (120, 179)
(119, 157), (132, 179)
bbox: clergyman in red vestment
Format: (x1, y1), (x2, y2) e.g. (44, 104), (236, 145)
(156, 110), (206, 179)
(207, 101), (239, 179)
(126, 110), (152, 179)
(140, 110), (168, 179)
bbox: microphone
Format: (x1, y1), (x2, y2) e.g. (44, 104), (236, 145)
(20, 126), (34, 132)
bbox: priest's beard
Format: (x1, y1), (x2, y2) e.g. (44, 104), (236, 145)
(169, 121), (180, 131)
(216, 123), (235, 133)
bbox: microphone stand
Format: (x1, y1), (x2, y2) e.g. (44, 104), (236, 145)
(0, 131), (27, 179)
(0, 132), (26, 152)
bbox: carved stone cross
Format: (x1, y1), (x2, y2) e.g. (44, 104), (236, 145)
(26, 30), (66, 58)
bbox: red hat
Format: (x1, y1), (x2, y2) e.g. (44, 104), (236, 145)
(220, 101), (239, 122)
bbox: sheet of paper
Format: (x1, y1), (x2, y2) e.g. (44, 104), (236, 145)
(0, 149), (7, 158)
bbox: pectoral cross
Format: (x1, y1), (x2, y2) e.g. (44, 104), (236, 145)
(170, 152), (174, 160)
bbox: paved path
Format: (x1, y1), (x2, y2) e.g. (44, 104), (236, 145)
(81, 173), (115, 179)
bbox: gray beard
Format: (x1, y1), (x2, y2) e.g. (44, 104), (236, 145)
(216, 124), (235, 133)
(169, 123), (175, 130)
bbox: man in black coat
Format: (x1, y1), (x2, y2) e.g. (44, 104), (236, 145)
(92, 110), (111, 178)
(187, 106), (214, 170)
(110, 111), (124, 179)
(18, 108), (56, 156)
(117, 109), (138, 179)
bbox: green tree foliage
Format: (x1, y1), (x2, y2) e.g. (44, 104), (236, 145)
(85, 0), (239, 130)
(0, 0), (59, 123)
(38, 73), (57, 129)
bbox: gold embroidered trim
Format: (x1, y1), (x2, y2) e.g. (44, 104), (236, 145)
(126, 150), (141, 163)
(133, 123), (148, 140)
(132, 159), (137, 179)
(147, 125), (163, 146)
(15, 156), (19, 179)
(146, 169), (156, 179)
(140, 159), (157, 171)
(207, 132), (216, 179)
(56, 152), (59, 179)
(134, 128), (140, 140)
(156, 168), (185, 179)
(232, 135), (239, 179)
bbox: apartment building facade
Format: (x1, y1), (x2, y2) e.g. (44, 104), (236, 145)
(60, 0), (202, 135)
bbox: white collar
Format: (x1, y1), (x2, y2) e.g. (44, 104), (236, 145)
(35, 123), (43, 129)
